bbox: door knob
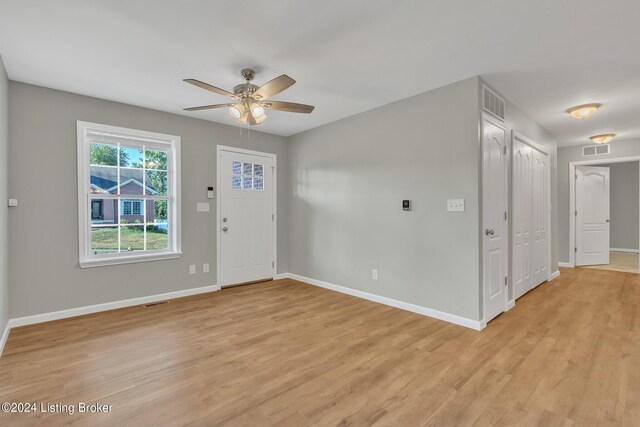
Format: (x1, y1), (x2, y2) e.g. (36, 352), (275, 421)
(223, 217), (228, 222)
(222, 227), (228, 232)
(485, 229), (494, 236)
(606, 219), (610, 223)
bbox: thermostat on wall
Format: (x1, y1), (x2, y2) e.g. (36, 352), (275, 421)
(402, 200), (411, 211)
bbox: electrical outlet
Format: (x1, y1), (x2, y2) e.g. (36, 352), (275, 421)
(203, 263), (210, 273)
(189, 264), (196, 275)
(372, 269), (378, 280)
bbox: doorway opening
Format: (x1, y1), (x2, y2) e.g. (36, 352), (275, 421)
(569, 158), (640, 273)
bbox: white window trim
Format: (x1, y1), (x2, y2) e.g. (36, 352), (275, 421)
(77, 121), (182, 268)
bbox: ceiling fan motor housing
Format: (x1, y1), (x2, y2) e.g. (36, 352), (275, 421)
(233, 83), (259, 97)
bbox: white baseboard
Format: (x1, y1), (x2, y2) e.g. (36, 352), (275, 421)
(273, 273), (289, 280)
(0, 321), (10, 357)
(610, 248), (640, 253)
(558, 262), (573, 268)
(283, 273), (483, 331)
(549, 270), (560, 281)
(7, 284), (221, 330)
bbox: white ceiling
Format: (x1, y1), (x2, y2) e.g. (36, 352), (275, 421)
(1, 1), (639, 144)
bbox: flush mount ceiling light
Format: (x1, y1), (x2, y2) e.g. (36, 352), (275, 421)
(590, 133), (616, 144)
(182, 68), (315, 126)
(566, 103), (601, 120)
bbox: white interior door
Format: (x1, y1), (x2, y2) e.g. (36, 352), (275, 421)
(575, 166), (610, 266)
(531, 149), (549, 285)
(512, 136), (550, 300)
(483, 117), (508, 323)
(219, 149), (275, 286)
(512, 139), (533, 299)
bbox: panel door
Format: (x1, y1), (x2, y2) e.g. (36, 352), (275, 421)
(483, 118), (508, 323)
(513, 139), (533, 299)
(531, 149), (549, 286)
(575, 166), (610, 266)
(219, 150), (274, 286)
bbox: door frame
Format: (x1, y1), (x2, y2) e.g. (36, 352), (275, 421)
(510, 130), (552, 304)
(481, 112), (509, 324)
(216, 145), (277, 287)
(568, 155), (640, 268)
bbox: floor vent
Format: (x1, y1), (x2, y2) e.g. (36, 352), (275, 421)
(143, 301), (169, 308)
(582, 144), (610, 157)
(483, 85), (505, 121)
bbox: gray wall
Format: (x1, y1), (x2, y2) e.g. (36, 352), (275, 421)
(6, 76), (559, 324)
(0, 56), (9, 333)
(287, 77), (483, 320)
(558, 139), (640, 262)
(600, 162), (638, 250)
(8, 82), (288, 318)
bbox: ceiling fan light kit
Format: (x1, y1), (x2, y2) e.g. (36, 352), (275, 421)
(183, 68), (314, 126)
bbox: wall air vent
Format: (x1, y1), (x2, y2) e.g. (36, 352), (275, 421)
(483, 85), (505, 121)
(582, 144), (610, 157)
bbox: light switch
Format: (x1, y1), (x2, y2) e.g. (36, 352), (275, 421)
(196, 202), (210, 212)
(8, 199), (18, 207)
(189, 265), (196, 275)
(447, 199), (465, 212)
(203, 263), (210, 273)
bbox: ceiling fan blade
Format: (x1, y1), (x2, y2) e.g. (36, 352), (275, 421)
(264, 101), (315, 114)
(183, 79), (236, 98)
(253, 75), (296, 100)
(183, 103), (236, 112)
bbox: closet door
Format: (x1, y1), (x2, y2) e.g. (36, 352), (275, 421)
(531, 149), (549, 286)
(513, 140), (533, 299)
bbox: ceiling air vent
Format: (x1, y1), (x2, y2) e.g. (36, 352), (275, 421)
(582, 144), (610, 157)
(483, 86), (505, 121)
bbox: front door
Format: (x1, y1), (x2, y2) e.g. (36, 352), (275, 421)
(219, 148), (275, 286)
(575, 165), (610, 266)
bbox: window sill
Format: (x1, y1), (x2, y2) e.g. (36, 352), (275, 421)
(79, 251), (182, 268)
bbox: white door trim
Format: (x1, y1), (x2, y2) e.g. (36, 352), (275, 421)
(568, 155), (640, 267)
(511, 130), (552, 288)
(216, 145), (277, 287)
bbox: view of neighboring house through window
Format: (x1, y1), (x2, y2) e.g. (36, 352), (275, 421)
(78, 122), (181, 267)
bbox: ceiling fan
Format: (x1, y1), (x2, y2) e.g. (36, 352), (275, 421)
(183, 68), (314, 125)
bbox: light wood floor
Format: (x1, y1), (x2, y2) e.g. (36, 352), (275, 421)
(1, 268), (639, 426)
(580, 251), (639, 274)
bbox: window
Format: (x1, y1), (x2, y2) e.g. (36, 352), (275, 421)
(232, 161), (264, 191)
(121, 200), (142, 216)
(77, 121), (181, 267)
